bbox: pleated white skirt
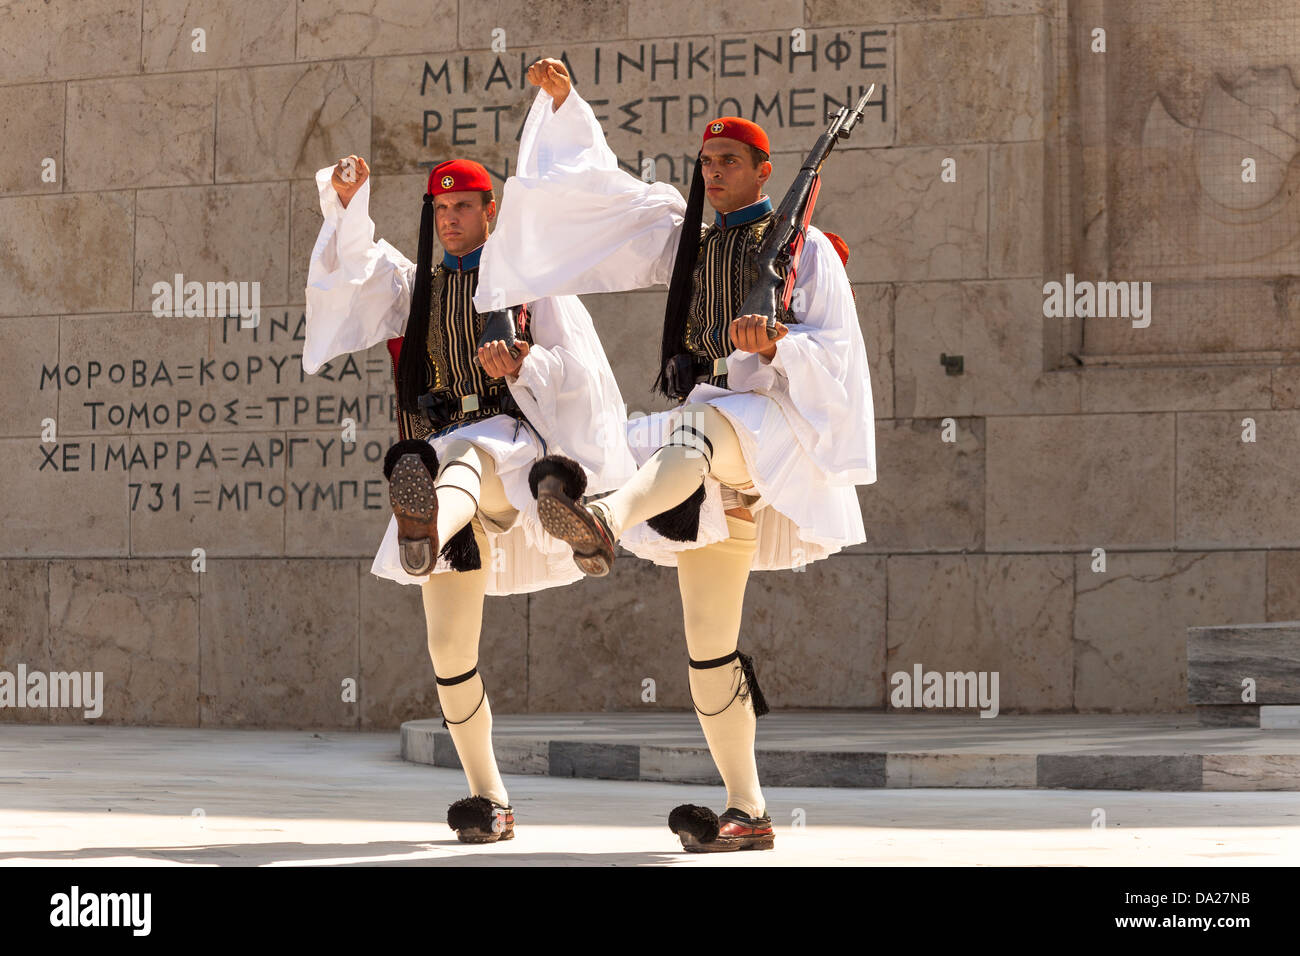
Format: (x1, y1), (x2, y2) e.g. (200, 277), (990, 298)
(618, 384), (867, 571)
(371, 413), (584, 595)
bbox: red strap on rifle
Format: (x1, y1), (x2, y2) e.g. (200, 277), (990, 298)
(780, 173), (822, 312)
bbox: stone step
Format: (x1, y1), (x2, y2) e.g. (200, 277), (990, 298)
(400, 713), (1300, 791)
(1187, 621), (1300, 706)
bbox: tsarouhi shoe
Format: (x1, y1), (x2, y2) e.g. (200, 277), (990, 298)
(528, 454), (616, 577)
(668, 804), (775, 852)
(447, 796), (515, 844)
(383, 439), (439, 575)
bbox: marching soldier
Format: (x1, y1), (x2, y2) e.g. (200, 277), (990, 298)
(479, 60), (877, 852)
(303, 153), (633, 843)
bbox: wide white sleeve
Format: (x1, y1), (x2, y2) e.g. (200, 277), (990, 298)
(503, 295), (636, 494)
(725, 227), (877, 485)
(302, 165), (415, 375)
(474, 87), (689, 310)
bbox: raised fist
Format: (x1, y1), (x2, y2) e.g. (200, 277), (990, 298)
(527, 58), (571, 110)
(331, 155), (369, 208)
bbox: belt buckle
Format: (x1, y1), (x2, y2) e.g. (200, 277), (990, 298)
(461, 393), (480, 413)
(712, 356), (727, 376)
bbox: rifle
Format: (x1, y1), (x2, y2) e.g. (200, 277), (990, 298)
(741, 82), (874, 340)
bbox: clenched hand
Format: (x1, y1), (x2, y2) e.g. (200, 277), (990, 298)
(730, 314), (787, 359)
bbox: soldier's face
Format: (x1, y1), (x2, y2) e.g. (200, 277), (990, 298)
(700, 138), (771, 214)
(435, 191), (495, 254)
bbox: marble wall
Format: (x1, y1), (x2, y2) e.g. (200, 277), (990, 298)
(1, 0), (1295, 728)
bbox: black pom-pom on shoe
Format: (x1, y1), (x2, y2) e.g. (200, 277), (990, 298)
(384, 438), (438, 480)
(531, 454), (614, 576)
(668, 803), (720, 843)
(447, 795), (494, 832)
(447, 795), (514, 844)
(527, 454), (587, 501)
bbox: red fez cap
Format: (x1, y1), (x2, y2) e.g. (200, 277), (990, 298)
(823, 230), (850, 267)
(427, 159), (493, 196)
(702, 117), (770, 156)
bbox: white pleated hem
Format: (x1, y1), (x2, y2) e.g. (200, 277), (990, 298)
(370, 414), (584, 595)
(618, 385), (867, 571)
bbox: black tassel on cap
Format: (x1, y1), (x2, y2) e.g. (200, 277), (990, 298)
(397, 193), (436, 415)
(653, 152), (706, 400)
(736, 651), (770, 717)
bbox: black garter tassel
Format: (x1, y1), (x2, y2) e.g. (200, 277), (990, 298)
(440, 522), (481, 572)
(736, 651), (770, 717)
(645, 484), (705, 541)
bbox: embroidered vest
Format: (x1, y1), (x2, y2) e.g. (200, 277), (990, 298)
(683, 212), (795, 391)
(391, 263), (534, 442)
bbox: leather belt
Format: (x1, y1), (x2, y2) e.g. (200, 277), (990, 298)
(666, 352), (728, 400)
(418, 388), (523, 428)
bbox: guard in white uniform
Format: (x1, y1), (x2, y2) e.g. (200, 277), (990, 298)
(303, 154), (634, 843)
(479, 60), (877, 852)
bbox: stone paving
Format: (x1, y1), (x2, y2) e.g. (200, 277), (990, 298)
(1, 725), (1297, 866)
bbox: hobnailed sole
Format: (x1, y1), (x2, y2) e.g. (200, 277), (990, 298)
(677, 829), (775, 852)
(455, 825), (516, 844)
(389, 454), (438, 575)
(535, 477), (612, 577)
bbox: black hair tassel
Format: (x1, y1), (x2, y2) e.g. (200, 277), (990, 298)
(654, 153), (706, 399)
(397, 193), (436, 414)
